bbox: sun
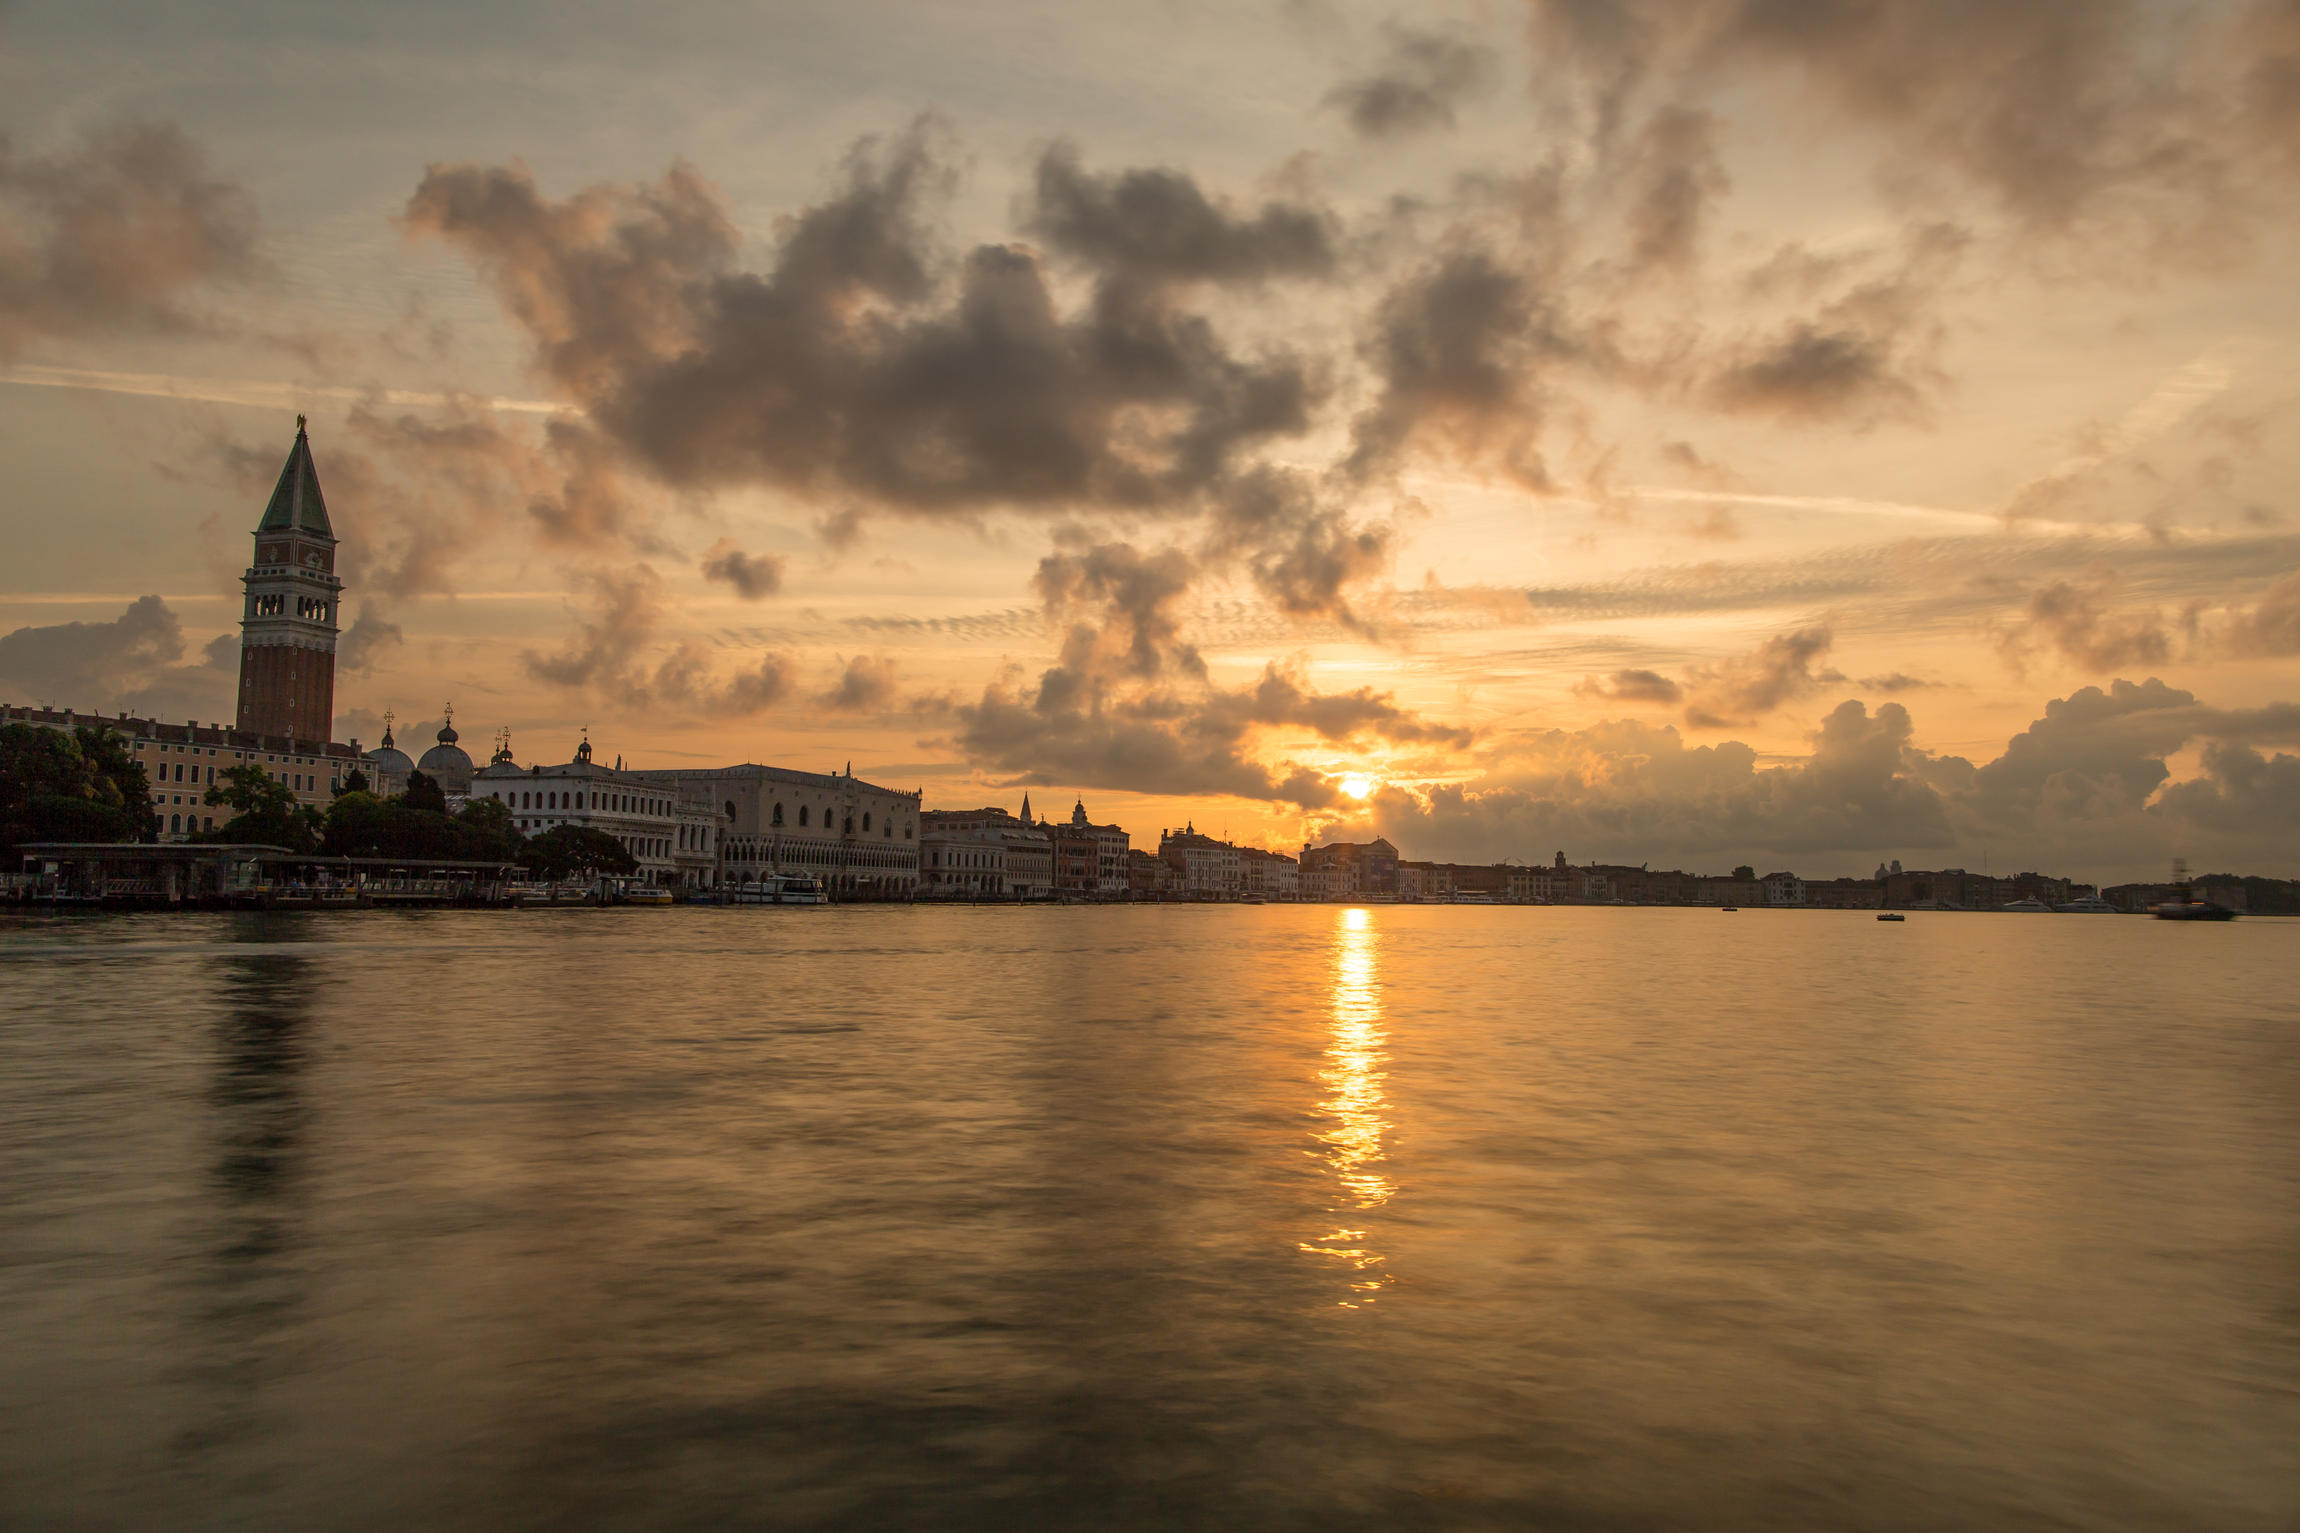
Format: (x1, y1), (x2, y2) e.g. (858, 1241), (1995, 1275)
(1339, 774), (1375, 801)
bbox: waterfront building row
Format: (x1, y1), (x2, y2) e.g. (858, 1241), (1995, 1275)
(0, 703), (360, 840)
(917, 795), (1128, 901)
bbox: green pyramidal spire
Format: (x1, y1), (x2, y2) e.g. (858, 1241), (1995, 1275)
(258, 415), (334, 537)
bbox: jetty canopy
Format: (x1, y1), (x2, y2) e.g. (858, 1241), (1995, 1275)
(17, 844), (520, 904)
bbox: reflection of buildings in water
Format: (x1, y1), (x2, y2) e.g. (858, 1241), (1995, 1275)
(1301, 906), (1395, 1307)
(176, 924), (318, 1452)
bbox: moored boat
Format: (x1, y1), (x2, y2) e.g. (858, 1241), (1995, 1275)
(1877, 912), (1905, 921)
(2155, 859), (2237, 921)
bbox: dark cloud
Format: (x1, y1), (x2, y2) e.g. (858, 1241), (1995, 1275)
(204, 406), (659, 609)
(1707, 224), (1963, 424)
(337, 609), (403, 675)
(1243, 662), (1474, 747)
(2242, 1), (2300, 165)
(1337, 699), (1954, 867)
(1329, 676), (2300, 880)
(1325, 25), (1497, 139)
(0, 595), (235, 721)
(409, 126), (1328, 531)
(1576, 668), (1684, 704)
(523, 418), (641, 547)
(817, 654), (899, 712)
(2227, 569), (2300, 655)
(1522, 0), (2282, 235)
(2150, 741), (2300, 833)
(951, 536), (1470, 807)
(1027, 144), (1335, 286)
(0, 120), (258, 355)
(1996, 574), (2179, 674)
(700, 539), (785, 600)
(1941, 678), (2300, 871)
(1620, 106), (1727, 273)
(1033, 541), (1202, 680)
(1347, 246), (1573, 486)
(1206, 467), (1392, 628)
(522, 566), (792, 716)
(1859, 672), (1935, 693)
(1682, 623), (1843, 727)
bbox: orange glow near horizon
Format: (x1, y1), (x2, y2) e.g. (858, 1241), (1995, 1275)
(1339, 774), (1375, 801)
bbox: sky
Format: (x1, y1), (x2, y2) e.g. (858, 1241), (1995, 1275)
(2, 0), (2299, 882)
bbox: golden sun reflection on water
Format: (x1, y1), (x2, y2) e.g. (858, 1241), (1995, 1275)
(1301, 906), (1395, 1306)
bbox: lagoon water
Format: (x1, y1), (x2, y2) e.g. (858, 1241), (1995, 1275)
(2, 905), (2296, 1530)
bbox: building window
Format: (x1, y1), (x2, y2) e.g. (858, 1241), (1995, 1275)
(843, 816), (854, 835)
(169, 814), (181, 832)
(799, 806), (809, 827)
(772, 802), (784, 826)
(862, 813), (872, 833)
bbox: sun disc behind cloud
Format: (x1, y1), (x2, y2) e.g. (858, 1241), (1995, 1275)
(1340, 774), (1375, 800)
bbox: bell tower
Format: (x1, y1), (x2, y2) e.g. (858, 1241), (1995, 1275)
(236, 415), (342, 742)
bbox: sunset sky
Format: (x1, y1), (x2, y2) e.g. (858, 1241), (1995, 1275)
(4, 0), (2298, 881)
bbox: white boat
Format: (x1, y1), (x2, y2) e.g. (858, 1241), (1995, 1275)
(2000, 898), (2054, 912)
(2058, 896), (2118, 913)
(721, 875), (827, 906)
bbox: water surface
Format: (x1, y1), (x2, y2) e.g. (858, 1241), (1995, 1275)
(3, 906), (2296, 1529)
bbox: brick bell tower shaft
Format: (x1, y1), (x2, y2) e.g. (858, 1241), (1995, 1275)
(236, 415), (342, 742)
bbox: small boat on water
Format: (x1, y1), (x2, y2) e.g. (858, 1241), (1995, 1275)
(1877, 912), (1905, 922)
(2001, 898), (2054, 912)
(2155, 859), (2237, 921)
(620, 886), (674, 906)
(720, 875), (828, 906)
(2058, 896), (2118, 913)
(1721, 905), (1738, 912)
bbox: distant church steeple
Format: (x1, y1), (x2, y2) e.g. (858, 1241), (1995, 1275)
(236, 414), (342, 743)
(1020, 792), (1033, 824)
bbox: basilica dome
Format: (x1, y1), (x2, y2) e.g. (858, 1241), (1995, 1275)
(416, 716), (475, 794)
(366, 721), (414, 781)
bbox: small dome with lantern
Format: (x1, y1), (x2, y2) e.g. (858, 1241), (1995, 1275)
(366, 711), (414, 794)
(415, 705), (475, 793)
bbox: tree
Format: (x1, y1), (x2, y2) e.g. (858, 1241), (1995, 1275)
(0, 722), (150, 853)
(75, 725), (152, 837)
(520, 824), (638, 880)
(319, 786), (522, 863)
(402, 769), (448, 815)
(336, 765), (370, 796)
(453, 795), (521, 861)
(1732, 866), (1756, 881)
(199, 764), (317, 852)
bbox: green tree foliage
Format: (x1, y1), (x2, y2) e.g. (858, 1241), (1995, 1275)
(402, 769), (448, 815)
(336, 765), (370, 796)
(198, 763), (319, 851)
(318, 788), (521, 863)
(1732, 865), (1756, 881)
(0, 722), (151, 853)
(519, 824), (639, 880)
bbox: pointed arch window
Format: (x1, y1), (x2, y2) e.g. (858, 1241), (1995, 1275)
(772, 802), (784, 826)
